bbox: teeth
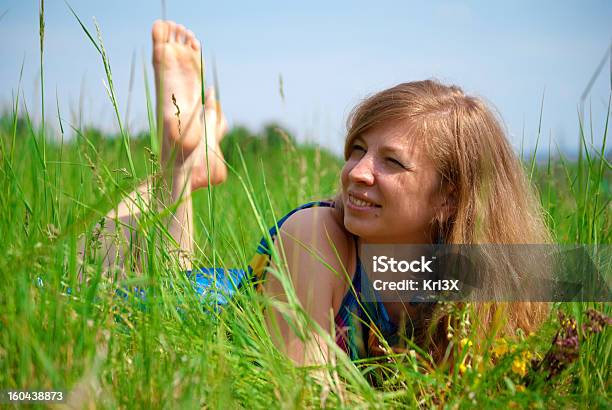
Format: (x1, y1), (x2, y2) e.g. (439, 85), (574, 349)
(349, 194), (376, 208)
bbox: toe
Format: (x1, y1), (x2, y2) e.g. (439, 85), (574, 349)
(175, 24), (187, 44)
(166, 20), (177, 42)
(182, 28), (200, 51)
(185, 29), (196, 46)
(152, 20), (168, 43)
(189, 36), (201, 52)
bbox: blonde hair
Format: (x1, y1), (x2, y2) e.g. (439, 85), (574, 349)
(338, 80), (551, 359)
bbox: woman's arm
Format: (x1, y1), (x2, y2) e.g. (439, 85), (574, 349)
(264, 206), (353, 366)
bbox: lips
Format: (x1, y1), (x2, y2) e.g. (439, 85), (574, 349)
(347, 192), (381, 208)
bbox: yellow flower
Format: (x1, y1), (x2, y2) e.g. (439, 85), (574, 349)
(521, 351), (533, 361)
(459, 363), (468, 374)
(492, 338), (508, 358)
(460, 338), (473, 349)
(516, 384), (526, 393)
(511, 357), (528, 377)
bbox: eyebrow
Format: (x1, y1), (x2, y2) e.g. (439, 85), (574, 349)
(353, 136), (366, 145)
(353, 136), (413, 158)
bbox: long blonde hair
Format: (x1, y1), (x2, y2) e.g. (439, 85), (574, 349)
(337, 80), (551, 359)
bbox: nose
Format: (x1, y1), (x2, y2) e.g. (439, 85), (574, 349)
(348, 154), (375, 185)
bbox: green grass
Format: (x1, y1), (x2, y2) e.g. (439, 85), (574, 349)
(0, 110), (610, 408)
(0, 7), (610, 409)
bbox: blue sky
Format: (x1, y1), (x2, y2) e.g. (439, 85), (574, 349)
(1, 1), (611, 155)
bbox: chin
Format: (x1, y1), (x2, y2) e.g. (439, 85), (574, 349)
(343, 216), (377, 240)
(342, 215), (358, 234)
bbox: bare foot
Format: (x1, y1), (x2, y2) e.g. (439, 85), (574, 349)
(191, 88), (228, 189)
(152, 20), (227, 190)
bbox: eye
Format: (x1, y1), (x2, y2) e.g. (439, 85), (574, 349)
(349, 143), (366, 156)
(386, 157), (406, 169)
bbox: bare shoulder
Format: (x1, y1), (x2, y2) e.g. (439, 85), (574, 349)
(269, 205), (354, 299)
(278, 206), (352, 269)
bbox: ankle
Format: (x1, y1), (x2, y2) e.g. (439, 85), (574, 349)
(161, 136), (195, 166)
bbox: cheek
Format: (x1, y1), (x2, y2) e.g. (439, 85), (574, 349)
(340, 162), (353, 188)
(381, 176), (438, 219)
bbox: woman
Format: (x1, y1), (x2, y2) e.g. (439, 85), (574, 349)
(93, 20), (550, 366)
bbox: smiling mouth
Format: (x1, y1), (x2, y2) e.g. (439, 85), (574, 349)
(348, 193), (381, 208)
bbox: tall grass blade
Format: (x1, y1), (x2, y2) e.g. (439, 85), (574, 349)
(143, 56), (159, 157)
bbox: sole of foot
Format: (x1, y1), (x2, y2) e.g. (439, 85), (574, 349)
(152, 20), (227, 190)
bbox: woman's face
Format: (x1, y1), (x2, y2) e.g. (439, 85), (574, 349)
(340, 120), (445, 244)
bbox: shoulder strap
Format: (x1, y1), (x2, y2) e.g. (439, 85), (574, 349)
(256, 201), (334, 255)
